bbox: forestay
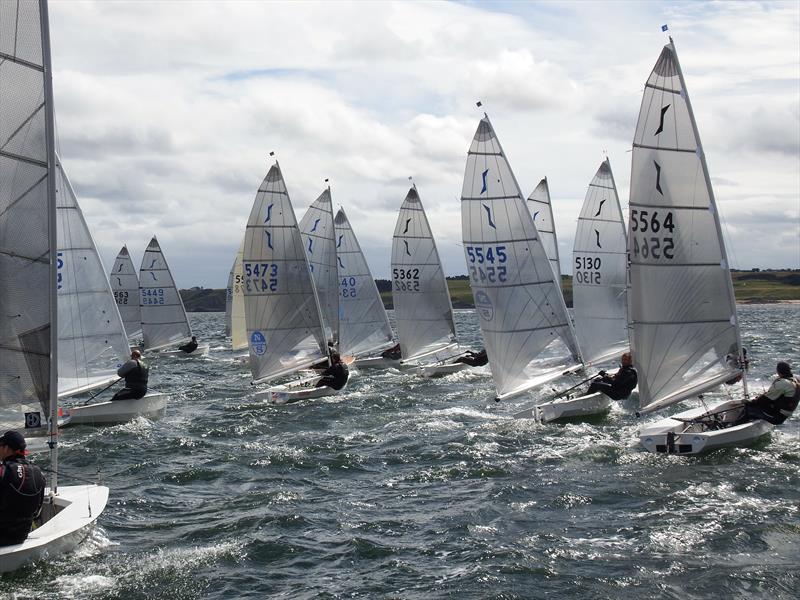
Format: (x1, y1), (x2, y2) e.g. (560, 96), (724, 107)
(0, 0), (53, 418)
(460, 115), (581, 400)
(391, 186), (458, 362)
(110, 246), (142, 340)
(139, 237), (192, 351)
(629, 39), (742, 414)
(230, 237), (247, 351)
(299, 188), (338, 343)
(243, 163), (327, 383)
(572, 159), (629, 366)
(334, 208), (393, 357)
(527, 178), (561, 282)
(56, 161), (129, 397)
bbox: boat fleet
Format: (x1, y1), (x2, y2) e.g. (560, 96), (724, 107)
(0, 0), (791, 575)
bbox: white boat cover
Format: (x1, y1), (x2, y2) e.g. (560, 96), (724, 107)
(460, 115), (581, 400)
(110, 246), (142, 339)
(572, 158), (629, 366)
(139, 237), (192, 351)
(334, 208), (393, 357)
(243, 163), (327, 383)
(527, 177), (561, 281)
(0, 1), (53, 415)
(56, 161), (129, 397)
(629, 39), (742, 414)
(299, 188), (339, 343)
(391, 186), (458, 362)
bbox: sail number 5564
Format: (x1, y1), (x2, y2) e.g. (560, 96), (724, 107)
(630, 210), (676, 260)
(466, 245), (507, 284)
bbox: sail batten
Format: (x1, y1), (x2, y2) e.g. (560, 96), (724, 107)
(629, 40), (742, 413)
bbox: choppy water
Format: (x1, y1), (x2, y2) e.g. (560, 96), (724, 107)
(2, 305), (799, 599)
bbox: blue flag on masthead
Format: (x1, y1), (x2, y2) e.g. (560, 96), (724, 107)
(661, 24), (669, 32)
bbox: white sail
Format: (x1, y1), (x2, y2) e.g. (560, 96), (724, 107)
(630, 39), (742, 414)
(230, 237), (247, 351)
(572, 159), (629, 366)
(527, 178), (561, 281)
(110, 246), (142, 340)
(243, 163), (327, 383)
(299, 188), (339, 343)
(225, 260), (233, 337)
(391, 186), (458, 362)
(138, 237), (192, 351)
(334, 208), (393, 357)
(56, 161), (129, 397)
(0, 0), (54, 419)
(461, 115), (581, 400)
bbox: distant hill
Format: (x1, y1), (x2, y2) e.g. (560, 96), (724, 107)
(181, 270), (799, 312)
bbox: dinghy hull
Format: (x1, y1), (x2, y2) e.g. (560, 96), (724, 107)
(639, 400), (773, 455)
(353, 356), (399, 370)
(534, 392), (612, 423)
(64, 392), (168, 425)
(0, 485), (109, 573)
(158, 343), (210, 358)
(255, 376), (348, 405)
(416, 362), (469, 378)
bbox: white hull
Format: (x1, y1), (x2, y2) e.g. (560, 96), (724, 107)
(639, 400), (774, 455)
(0, 484), (109, 573)
(254, 375), (348, 405)
(158, 343), (210, 357)
(63, 392), (168, 425)
(353, 356), (400, 370)
(416, 361), (469, 377)
(515, 392), (612, 423)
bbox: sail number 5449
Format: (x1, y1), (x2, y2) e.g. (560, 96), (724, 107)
(466, 245), (507, 284)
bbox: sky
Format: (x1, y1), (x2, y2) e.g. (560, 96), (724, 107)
(48, 0), (800, 289)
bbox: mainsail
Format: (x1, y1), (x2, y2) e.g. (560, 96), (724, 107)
(0, 0), (55, 418)
(334, 208), (393, 357)
(110, 246), (142, 340)
(230, 237), (247, 351)
(225, 260), (234, 337)
(391, 186), (458, 362)
(629, 39), (742, 414)
(299, 188), (338, 343)
(572, 159), (629, 366)
(461, 115), (581, 400)
(243, 163), (327, 383)
(527, 178), (561, 281)
(56, 160), (129, 397)
(139, 237), (192, 351)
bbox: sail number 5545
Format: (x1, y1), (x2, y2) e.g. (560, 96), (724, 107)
(466, 245), (507, 284)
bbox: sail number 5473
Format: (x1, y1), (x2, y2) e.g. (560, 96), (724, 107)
(244, 262), (278, 292)
(466, 245), (507, 284)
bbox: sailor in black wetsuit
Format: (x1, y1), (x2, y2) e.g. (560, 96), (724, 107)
(734, 361), (800, 426)
(315, 352), (349, 390)
(112, 349), (149, 401)
(0, 430), (46, 546)
(586, 352), (638, 400)
(455, 348), (488, 367)
(178, 336), (199, 353)
(381, 344), (401, 360)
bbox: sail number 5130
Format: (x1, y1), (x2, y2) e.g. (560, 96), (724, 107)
(466, 245), (507, 284)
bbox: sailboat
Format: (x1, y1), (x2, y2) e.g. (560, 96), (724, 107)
(631, 38), (769, 454)
(225, 237), (247, 357)
(334, 208), (394, 365)
(526, 177), (562, 285)
(244, 162), (346, 404)
(299, 188), (339, 346)
(460, 114), (582, 413)
(0, 0), (108, 572)
(392, 186), (466, 377)
(139, 237), (209, 357)
(532, 159), (631, 422)
(110, 246), (142, 341)
(55, 160), (169, 425)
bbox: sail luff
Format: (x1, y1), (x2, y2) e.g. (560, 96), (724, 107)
(527, 177), (562, 283)
(110, 246), (142, 339)
(230, 237), (247, 350)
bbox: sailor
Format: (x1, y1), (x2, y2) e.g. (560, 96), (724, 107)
(725, 347), (749, 385)
(735, 361), (800, 426)
(455, 348), (488, 367)
(315, 352), (349, 390)
(0, 430), (46, 546)
(112, 349), (149, 401)
(586, 352), (638, 400)
(381, 343), (401, 360)
(178, 336), (199, 354)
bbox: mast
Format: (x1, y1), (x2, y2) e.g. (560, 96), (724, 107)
(669, 37), (747, 398)
(41, 0), (59, 493)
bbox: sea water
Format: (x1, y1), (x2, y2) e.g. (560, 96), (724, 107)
(1, 304), (798, 599)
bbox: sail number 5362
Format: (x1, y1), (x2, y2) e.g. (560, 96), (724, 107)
(466, 245), (507, 284)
